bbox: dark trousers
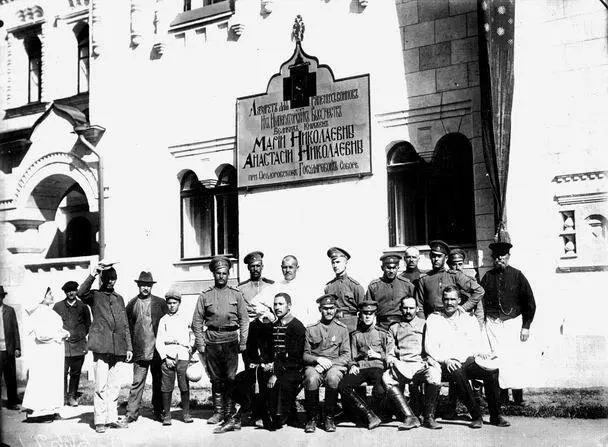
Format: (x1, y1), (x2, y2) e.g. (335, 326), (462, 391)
(205, 341), (239, 395)
(0, 351), (18, 405)
(268, 369), (301, 420)
(339, 367), (385, 397)
(64, 355), (85, 398)
(160, 360), (189, 393)
(126, 359), (162, 419)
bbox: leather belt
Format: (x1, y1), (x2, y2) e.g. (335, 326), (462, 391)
(207, 325), (239, 332)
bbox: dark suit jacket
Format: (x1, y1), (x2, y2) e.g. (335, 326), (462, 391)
(2, 304), (21, 355)
(126, 295), (168, 361)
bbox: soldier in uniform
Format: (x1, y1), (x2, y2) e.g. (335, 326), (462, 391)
(191, 256), (249, 433)
(339, 301), (387, 430)
(324, 247), (365, 333)
(382, 296), (442, 430)
(415, 240), (484, 319)
(398, 246), (425, 284)
(366, 254), (415, 330)
(238, 251), (275, 322)
(302, 294), (351, 433)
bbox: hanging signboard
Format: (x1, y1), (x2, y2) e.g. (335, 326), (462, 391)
(236, 42), (371, 188)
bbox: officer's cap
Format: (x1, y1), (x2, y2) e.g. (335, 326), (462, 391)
(62, 281), (79, 293)
(380, 254), (401, 265)
(316, 294), (338, 306)
(429, 240), (450, 256)
(209, 256), (231, 272)
(358, 301), (378, 312)
(243, 251), (264, 265)
(448, 248), (466, 262)
(327, 247), (350, 260)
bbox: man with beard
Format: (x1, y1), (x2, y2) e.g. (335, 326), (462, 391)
(425, 286), (509, 429)
(324, 247), (365, 333)
(53, 280), (91, 407)
(415, 240), (484, 319)
(302, 294), (351, 433)
(398, 247), (425, 284)
(124, 272), (168, 423)
(78, 262), (132, 433)
(366, 254), (415, 330)
(481, 232), (536, 405)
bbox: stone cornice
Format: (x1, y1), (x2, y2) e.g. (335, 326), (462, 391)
(553, 171), (607, 184)
(376, 99), (471, 128)
(169, 136), (236, 159)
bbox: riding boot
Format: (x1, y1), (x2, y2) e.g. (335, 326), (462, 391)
(512, 389), (524, 405)
(500, 388), (510, 404)
(304, 389), (319, 433)
(443, 382), (459, 420)
(453, 375), (482, 428)
(385, 385), (420, 430)
(342, 388), (381, 430)
(214, 396), (240, 433)
(409, 383), (425, 421)
(162, 392), (172, 426)
(207, 389), (225, 424)
(181, 392), (193, 423)
(422, 384), (442, 430)
(324, 388), (339, 432)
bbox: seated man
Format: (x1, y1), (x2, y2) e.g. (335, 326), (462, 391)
(339, 301), (387, 430)
(425, 286), (510, 429)
(303, 294), (351, 433)
(382, 297), (442, 430)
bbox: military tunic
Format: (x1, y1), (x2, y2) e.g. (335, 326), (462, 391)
(398, 268), (424, 284)
(324, 274), (365, 332)
(238, 277), (274, 321)
(415, 269), (484, 319)
(365, 276), (415, 328)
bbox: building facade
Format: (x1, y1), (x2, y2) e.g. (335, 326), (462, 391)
(0, 0), (606, 386)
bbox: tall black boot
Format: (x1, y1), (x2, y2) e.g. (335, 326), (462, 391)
(214, 396), (240, 433)
(500, 388), (510, 404)
(207, 388), (225, 424)
(452, 372), (482, 428)
(324, 388), (339, 432)
(422, 384), (442, 430)
(386, 385), (420, 430)
(512, 389), (524, 405)
(409, 383), (425, 421)
(304, 389), (319, 433)
(342, 388), (381, 430)
(486, 375), (510, 427)
(181, 391), (193, 423)
(162, 392), (172, 426)
(443, 382), (459, 419)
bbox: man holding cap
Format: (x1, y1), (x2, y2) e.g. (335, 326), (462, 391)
(366, 254), (415, 330)
(415, 240), (484, 319)
(0, 285), (21, 410)
(78, 262), (132, 433)
(481, 231), (536, 405)
(53, 281), (91, 407)
(324, 247), (365, 333)
(238, 251), (274, 322)
(340, 300), (388, 430)
(124, 272), (168, 423)
(192, 256), (249, 432)
(302, 294), (351, 433)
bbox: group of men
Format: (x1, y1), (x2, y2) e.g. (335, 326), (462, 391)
(0, 232), (536, 436)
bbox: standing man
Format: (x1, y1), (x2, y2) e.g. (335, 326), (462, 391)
(481, 233), (536, 405)
(340, 301), (387, 430)
(192, 256), (249, 432)
(366, 254), (415, 330)
(53, 280), (91, 407)
(324, 247), (365, 333)
(124, 272), (168, 423)
(425, 286), (509, 429)
(78, 262), (133, 434)
(382, 296), (442, 430)
(302, 294), (351, 433)
(415, 240), (484, 319)
(0, 286), (21, 410)
(399, 247), (425, 284)
(238, 251), (274, 322)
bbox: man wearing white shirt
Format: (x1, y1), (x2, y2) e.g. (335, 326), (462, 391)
(425, 286), (509, 429)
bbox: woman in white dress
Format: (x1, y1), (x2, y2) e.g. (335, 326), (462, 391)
(22, 287), (70, 422)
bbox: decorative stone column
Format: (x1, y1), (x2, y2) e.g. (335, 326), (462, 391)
(39, 22), (50, 102)
(90, 0), (102, 57)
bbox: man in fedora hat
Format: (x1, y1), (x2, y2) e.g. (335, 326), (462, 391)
(124, 271), (168, 424)
(324, 247), (365, 333)
(79, 262), (132, 433)
(366, 254), (415, 330)
(0, 285), (21, 410)
(53, 280), (91, 407)
(481, 231), (536, 405)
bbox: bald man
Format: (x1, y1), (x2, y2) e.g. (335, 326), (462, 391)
(398, 247), (425, 284)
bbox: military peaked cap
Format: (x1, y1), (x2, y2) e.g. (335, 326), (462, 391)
(316, 294), (338, 306)
(209, 256), (232, 272)
(327, 247), (351, 260)
(429, 240), (450, 255)
(243, 251), (264, 265)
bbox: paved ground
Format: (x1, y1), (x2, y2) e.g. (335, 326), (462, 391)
(2, 405), (607, 447)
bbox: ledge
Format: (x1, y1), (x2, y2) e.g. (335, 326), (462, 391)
(556, 265), (608, 273)
(4, 101), (48, 119)
(170, 2), (233, 32)
(24, 255), (96, 272)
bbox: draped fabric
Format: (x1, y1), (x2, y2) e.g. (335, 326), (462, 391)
(478, 0), (515, 232)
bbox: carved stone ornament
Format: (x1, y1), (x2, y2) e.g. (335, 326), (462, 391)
(16, 6), (44, 23)
(230, 21), (245, 37)
(291, 15), (304, 42)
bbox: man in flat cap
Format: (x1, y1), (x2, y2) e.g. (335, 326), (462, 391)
(239, 251), (274, 322)
(0, 285), (21, 410)
(192, 256), (249, 433)
(399, 247), (425, 284)
(382, 296), (442, 430)
(124, 272), (168, 424)
(366, 254), (415, 330)
(415, 240), (484, 319)
(481, 231), (536, 405)
(78, 262), (132, 433)
(324, 247), (365, 333)
(53, 281), (91, 407)
(302, 294), (351, 433)
(339, 301), (387, 430)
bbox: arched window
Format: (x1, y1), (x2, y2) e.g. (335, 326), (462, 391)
(75, 24), (90, 94)
(24, 35), (42, 103)
(180, 166), (238, 259)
